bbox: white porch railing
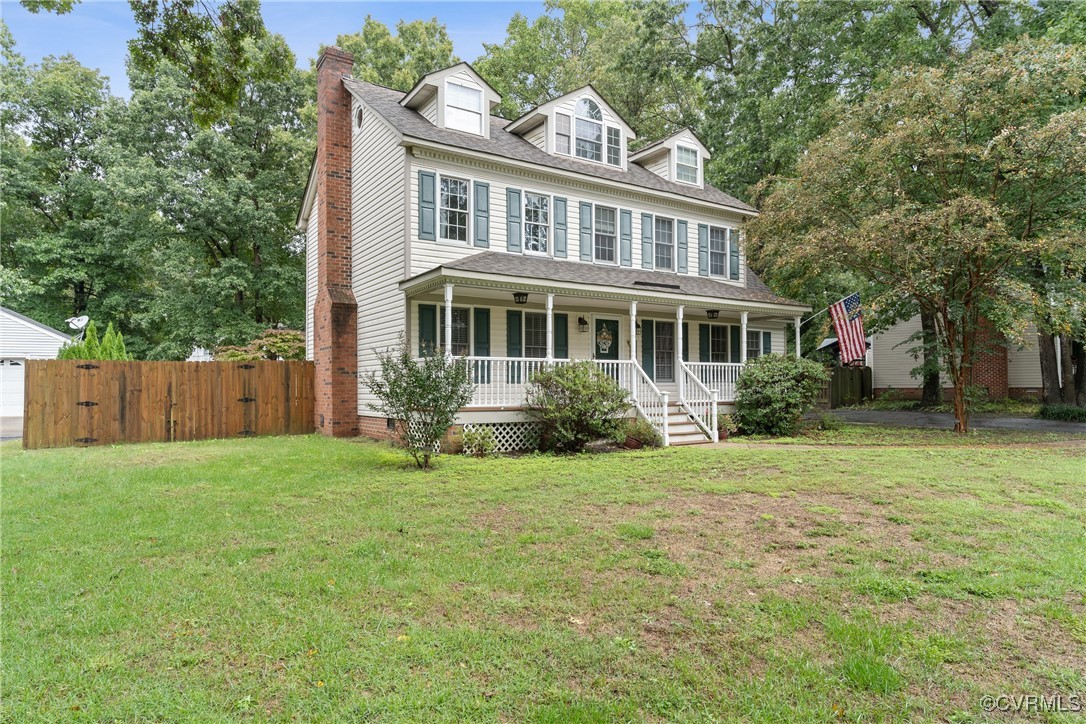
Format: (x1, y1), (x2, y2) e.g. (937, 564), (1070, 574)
(464, 356), (571, 408)
(594, 359), (669, 446)
(679, 361), (719, 443)
(685, 362), (744, 402)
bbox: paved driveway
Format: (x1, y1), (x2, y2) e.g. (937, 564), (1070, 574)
(823, 409), (1086, 435)
(1, 417), (23, 441)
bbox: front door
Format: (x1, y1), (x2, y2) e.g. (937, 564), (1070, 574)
(593, 318), (619, 361)
(655, 321), (675, 382)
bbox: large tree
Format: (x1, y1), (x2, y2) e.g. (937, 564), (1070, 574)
(332, 16), (458, 92)
(748, 39), (1086, 431)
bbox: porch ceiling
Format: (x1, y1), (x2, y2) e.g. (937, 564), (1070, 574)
(400, 252), (810, 318)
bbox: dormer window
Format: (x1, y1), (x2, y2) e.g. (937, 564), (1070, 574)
(446, 81), (483, 135)
(574, 99), (603, 162)
(676, 145), (699, 184)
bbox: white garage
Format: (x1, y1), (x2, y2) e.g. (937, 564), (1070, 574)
(0, 307), (70, 417)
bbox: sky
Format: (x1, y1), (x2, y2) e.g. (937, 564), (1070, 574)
(1, 0), (549, 97)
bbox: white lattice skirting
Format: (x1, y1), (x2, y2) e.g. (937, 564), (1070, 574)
(462, 422), (541, 453)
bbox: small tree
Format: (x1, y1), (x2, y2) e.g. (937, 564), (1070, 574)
(525, 361), (631, 453)
(58, 321), (133, 360)
(213, 329), (306, 361)
(733, 355), (828, 436)
(362, 340), (474, 469)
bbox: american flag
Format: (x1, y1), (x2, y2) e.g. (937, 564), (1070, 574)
(829, 293), (867, 365)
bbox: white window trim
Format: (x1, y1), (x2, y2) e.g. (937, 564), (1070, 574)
(436, 171), (472, 246)
(444, 79), (484, 136)
(653, 215), (676, 273)
(592, 203), (619, 266)
(569, 96), (621, 168)
(675, 144), (700, 186)
(706, 322), (730, 363)
(522, 309), (549, 359)
(707, 224), (730, 278)
(428, 302), (474, 356)
(521, 189), (552, 257)
(746, 328), (764, 359)
(554, 112), (572, 156)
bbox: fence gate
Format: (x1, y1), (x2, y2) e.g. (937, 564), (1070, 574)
(828, 365), (873, 408)
(22, 360), (314, 449)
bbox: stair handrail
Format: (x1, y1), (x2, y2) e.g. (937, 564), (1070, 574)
(678, 360), (719, 443)
(628, 359), (669, 447)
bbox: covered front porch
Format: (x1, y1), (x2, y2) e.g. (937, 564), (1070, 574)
(399, 258), (809, 446)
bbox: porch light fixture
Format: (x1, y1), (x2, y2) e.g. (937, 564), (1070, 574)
(577, 316), (589, 333)
(512, 292), (528, 305)
(706, 309), (720, 320)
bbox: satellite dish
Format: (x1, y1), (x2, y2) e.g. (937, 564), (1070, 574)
(66, 315), (89, 330)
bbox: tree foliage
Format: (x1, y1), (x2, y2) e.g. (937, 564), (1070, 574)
(214, 329), (305, 361)
(748, 39), (1086, 431)
(332, 16), (458, 92)
(363, 340), (475, 469)
(58, 321), (133, 360)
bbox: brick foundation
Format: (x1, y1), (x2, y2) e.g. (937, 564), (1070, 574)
(357, 415), (465, 452)
(313, 46), (359, 437)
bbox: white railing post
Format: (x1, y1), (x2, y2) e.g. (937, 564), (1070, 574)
(711, 389), (719, 443)
(661, 392), (670, 447)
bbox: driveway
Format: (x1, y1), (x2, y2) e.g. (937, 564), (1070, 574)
(1, 417), (22, 441)
(822, 409), (1086, 435)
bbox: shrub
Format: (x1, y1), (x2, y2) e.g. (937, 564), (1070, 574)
(362, 340), (475, 469)
(461, 426), (496, 457)
(58, 321), (133, 360)
(623, 417), (662, 448)
(733, 355), (828, 436)
(817, 411), (844, 431)
(525, 361), (631, 453)
(1039, 404), (1086, 423)
(717, 413), (739, 438)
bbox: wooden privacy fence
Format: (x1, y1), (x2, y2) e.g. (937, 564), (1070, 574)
(814, 366), (873, 409)
(23, 360), (314, 449)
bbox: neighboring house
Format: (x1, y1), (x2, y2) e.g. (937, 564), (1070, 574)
(870, 316), (1043, 400)
(299, 48), (809, 448)
(0, 307), (70, 417)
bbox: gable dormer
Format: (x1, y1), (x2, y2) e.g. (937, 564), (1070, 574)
(629, 129), (710, 188)
(400, 63), (502, 138)
(505, 86), (636, 171)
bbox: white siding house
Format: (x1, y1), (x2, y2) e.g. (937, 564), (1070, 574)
(0, 307), (70, 417)
(300, 54), (809, 446)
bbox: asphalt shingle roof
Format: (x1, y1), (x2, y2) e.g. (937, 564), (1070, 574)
(342, 77), (757, 214)
(436, 251), (805, 309)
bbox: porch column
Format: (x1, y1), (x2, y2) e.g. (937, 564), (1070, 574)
(629, 301), (638, 363)
(794, 316), (802, 356)
(444, 283), (453, 359)
(676, 305), (685, 399)
(740, 311), (748, 364)
(546, 293), (554, 362)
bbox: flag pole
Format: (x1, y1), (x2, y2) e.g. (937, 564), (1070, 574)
(799, 292), (855, 329)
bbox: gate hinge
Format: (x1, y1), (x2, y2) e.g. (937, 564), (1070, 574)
(77, 400), (99, 407)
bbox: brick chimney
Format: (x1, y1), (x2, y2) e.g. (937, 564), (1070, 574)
(313, 46), (358, 436)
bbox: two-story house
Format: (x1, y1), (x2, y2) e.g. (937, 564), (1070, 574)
(300, 47), (809, 448)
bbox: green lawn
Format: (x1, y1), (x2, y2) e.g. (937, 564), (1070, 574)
(4, 431), (1085, 721)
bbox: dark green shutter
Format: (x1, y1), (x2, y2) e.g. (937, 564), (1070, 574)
(641, 214), (654, 269)
(681, 322), (689, 362)
(697, 224), (709, 276)
(619, 209), (632, 267)
(554, 197), (567, 258)
(730, 325), (741, 363)
(762, 331), (772, 356)
(418, 171), (436, 241)
(729, 229), (740, 279)
(677, 220), (688, 274)
(473, 308), (490, 356)
(506, 310), (522, 357)
(699, 324), (710, 362)
(641, 319), (654, 380)
(507, 188), (522, 253)
(473, 181), (489, 248)
(419, 304), (437, 357)
(579, 202), (592, 261)
(554, 314), (568, 359)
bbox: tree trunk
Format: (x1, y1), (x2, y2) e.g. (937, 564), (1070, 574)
(1038, 330), (1061, 404)
(1060, 333), (1075, 404)
(944, 315), (969, 433)
(920, 309), (941, 406)
(1073, 339), (1085, 407)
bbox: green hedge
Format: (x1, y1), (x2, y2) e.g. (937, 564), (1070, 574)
(1038, 404), (1086, 423)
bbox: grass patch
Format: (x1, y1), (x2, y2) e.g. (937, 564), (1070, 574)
(3, 432), (1085, 720)
(738, 423), (1084, 446)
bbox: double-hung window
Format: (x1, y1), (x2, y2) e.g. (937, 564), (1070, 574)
(594, 206), (617, 263)
(746, 329), (762, 359)
(555, 113), (571, 155)
(524, 193), (550, 254)
(439, 306), (471, 356)
(439, 176), (469, 243)
(709, 325), (728, 363)
(709, 226), (727, 276)
(524, 312), (548, 358)
(445, 82), (483, 135)
(574, 99), (603, 162)
(654, 216), (674, 271)
(606, 127), (621, 166)
(676, 145), (699, 184)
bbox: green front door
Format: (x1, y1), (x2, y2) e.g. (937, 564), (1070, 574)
(593, 318), (620, 360)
